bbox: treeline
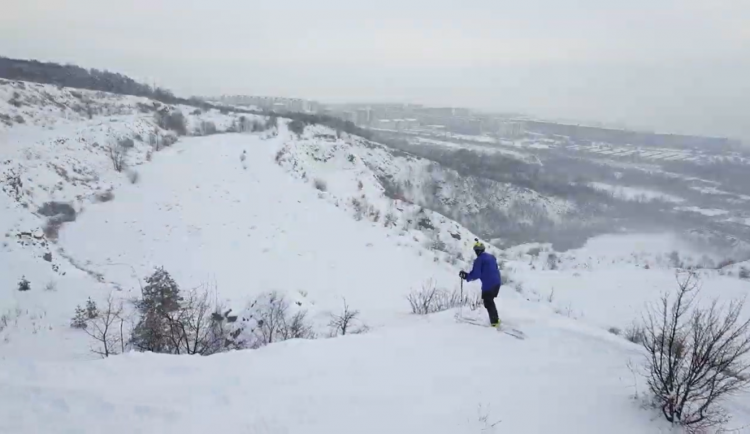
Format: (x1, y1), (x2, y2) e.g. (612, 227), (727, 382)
(0, 56), (189, 105)
(0, 56), (371, 139)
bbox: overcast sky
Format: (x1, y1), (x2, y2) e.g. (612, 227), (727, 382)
(2, 0), (749, 141)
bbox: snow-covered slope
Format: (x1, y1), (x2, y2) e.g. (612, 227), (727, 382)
(275, 125), (574, 244)
(2, 80), (750, 433)
(1, 306), (670, 434)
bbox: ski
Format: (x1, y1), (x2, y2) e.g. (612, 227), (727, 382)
(455, 315), (526, 340)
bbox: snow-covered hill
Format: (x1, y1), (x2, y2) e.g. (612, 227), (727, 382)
(276, 125), (574, 245)
(2, 79), (750, 433)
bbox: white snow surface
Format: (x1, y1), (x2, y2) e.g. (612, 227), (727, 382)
(2, 80), (750, 433)
(588, 182), (684, 203)
(1, 306), (670, 434)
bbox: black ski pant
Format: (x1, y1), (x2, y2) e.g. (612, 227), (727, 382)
(482, 285), (500, 324)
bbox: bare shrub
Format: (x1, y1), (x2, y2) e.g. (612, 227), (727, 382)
(162, 134), (178, 147)
(384, 212), (398, 228)
(527, 247), (542, 258)
(351, 197), (365, 221)
(160, 286), (244, 355)
(38, 201), (76, 221)
(669, 250), (683, 268)
(638, 271), (750, 430)
(328, 298), (369, 336)
(430, 238), (447, 253)
(245, 291), (316, 347)
(313, 178), (327, 192)
(107, 142), (128, 172)
(43, 219), (62, 240)
(1, 168), (23, 201)
(95, 190), (115, 202)
(407, 279), (475, 314)
(547, 253), (559, 270)
(624, 323), (646, 344)
(127, 170), (140, 184)
(608, 326), (621, 336)
(275, 147), (287, 164)
(740, 267), (749, 280)
(44, 280), (57, 292)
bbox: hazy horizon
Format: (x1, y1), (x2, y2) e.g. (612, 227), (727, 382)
(2, 0), (748, 141)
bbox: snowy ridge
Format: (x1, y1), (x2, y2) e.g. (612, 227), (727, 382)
(275, 124), (574, 245)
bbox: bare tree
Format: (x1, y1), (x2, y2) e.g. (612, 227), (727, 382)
(159, 287), (242, 355)
(328, 298), (368, 336)
(107, 142), (128, 172)
(245, 291), (316, 347)
(83, 293), (126, 358)
(640, 271), (750, 430)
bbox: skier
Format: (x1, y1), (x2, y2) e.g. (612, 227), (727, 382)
(459, 239), (502, 327)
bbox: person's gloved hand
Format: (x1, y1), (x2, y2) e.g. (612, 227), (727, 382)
(459, 271), (467, 280)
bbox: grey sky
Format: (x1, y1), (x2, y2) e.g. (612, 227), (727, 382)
(2, 0), (749, 141)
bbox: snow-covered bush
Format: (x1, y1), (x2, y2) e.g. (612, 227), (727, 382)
(637, 271), (750, 430)
(118, 137), (135, 149)
(407, 279), (477, 315)
(129, 267), (243, 355)
(155, 110), (187, 136)
(740, 267), (749, 280)
(288, 119), (306, 136)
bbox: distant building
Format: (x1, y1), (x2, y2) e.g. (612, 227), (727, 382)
(377, 119), (396, 130)
(497, 121), (525, 138)
(355, 108), (372, 126)
(213, 95), (320, 114)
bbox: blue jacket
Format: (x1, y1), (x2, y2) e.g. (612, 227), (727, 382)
(466, 252), (501, 291)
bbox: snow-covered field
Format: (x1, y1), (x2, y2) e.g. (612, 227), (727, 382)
(588, 182), (684, 203)
(2, 80), (750, 433)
